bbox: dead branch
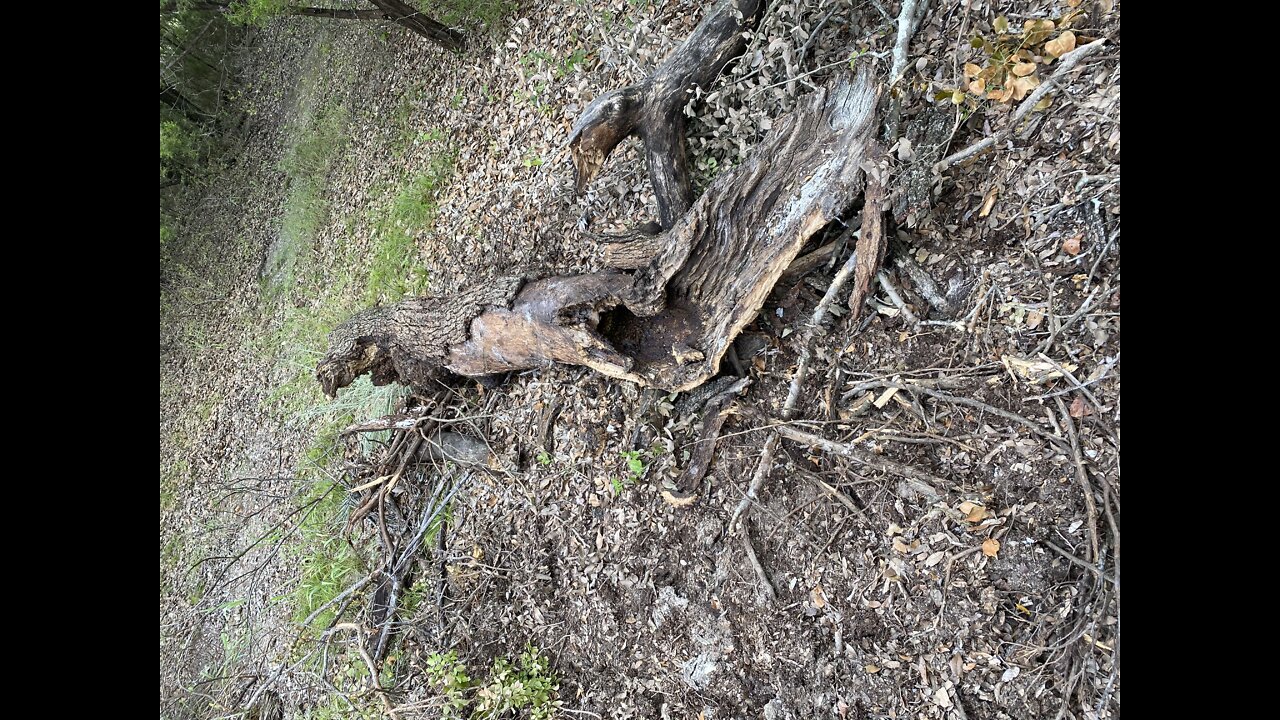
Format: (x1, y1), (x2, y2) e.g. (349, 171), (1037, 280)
(568, 0), (767, 228)
(889, 0), (930, 84)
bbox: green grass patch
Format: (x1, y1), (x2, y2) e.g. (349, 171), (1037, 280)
(291, 477), (364, 630)
(365, 138), (456, 305)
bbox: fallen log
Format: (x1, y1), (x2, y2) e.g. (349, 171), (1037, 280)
(319, 65), (879, 395)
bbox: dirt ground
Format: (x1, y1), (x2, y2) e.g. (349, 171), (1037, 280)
(160, 2), (1120, 718)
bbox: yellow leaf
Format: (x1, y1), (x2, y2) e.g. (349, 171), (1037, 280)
(1033, 96), (1054, 111)
(951, 89), (965, 105)
(1012, 62), (1037, 77)
(994, 15), (1010, 34)
(982, 538), (1000, 557)
(1045, 31), (1077, 59)
(964, 63), (982, 79)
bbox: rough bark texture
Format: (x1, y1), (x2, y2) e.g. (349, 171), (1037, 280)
(319, 67), (880, 394)
(891, 105), (952, 227)
(367, 0), (464, 51)
(568, 0), (766, 228)
(317, 277), (523, 396)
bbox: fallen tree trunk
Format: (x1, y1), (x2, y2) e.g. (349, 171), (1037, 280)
(319, 66), (879, 395)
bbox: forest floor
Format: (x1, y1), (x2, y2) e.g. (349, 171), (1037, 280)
(160, 2), (1120, 719)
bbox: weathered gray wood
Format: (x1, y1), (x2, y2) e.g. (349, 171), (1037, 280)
(568, 0), (766, 229)
(318, 67), (880, 395)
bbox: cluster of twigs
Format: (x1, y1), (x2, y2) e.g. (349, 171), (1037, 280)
(231, 390), (496, 718)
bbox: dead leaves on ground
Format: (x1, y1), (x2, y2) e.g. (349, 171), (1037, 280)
(945, 11), (1088, 107)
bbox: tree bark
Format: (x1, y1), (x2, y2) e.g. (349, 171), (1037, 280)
(191, 1), (464, 51)
(319, 66), (880, 395)
(367, 0), (464, 52)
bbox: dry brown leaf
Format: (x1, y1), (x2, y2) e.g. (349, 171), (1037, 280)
(811, 584), (827, 608)
(1045, 31), (1077, 59)
(1069, 396), (1093, 418)
(1003, 355), (1077, 384)
(1012, 62), (1037, 77)
(934, 687), (953, 708)
(1023, 19), (1056, 45)
(969, 77), (986, 95)
(964, 63), (982, 78)
(660, 489), (698, 507)
(966, 505), (989, 522)
(979, 188), (999, 217)
(1062, 234), (1082, 255)
(982, 538), (1000, 557)
(1011, 75), (1040, 101)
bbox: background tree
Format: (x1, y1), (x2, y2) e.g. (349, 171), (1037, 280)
(211, 0), (465, 51)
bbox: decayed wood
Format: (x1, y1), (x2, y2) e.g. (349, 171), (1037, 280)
(849, 144), (887, 320)
(319, 67), (880, 395)
(317, 278), (522, 397)
(321, 69), (879, 394)
(568, 0), (766, 228)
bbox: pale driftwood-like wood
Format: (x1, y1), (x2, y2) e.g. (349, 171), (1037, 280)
(568, 0), (766, 228)
(318, 68), (880, 396)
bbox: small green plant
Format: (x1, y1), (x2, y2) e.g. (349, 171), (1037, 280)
(621, 449), (646, 481)
(366, 140), (456, 304)
(292, 480), (366, 631)
(557, 48), (588, 78)
(610, 449), (649, 495)
(522, 151), (544, 168)
(428, 0), (516, 32)
(426, 651), (473, 719)
(536, 451), (552, 466)
(474, 644), (560, 720)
